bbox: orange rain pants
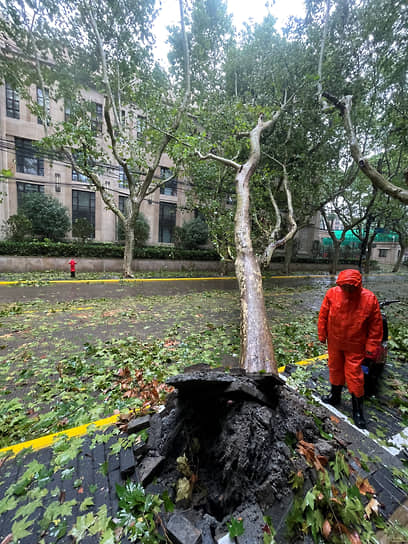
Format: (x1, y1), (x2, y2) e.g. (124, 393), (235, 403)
(318, 269), (383, 398)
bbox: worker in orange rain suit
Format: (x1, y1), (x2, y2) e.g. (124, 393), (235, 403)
(318, 269), (383, 429)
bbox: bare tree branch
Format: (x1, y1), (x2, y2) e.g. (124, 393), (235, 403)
(323, 92), (408, 205)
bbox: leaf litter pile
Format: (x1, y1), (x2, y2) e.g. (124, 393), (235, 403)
(0, 281), (407, 543)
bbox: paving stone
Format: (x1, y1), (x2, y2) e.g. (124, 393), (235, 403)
(127, 415), (151, 434)
(107, 467), (122, 513)
(138, 455), (165, 486)
(371, 468), (407, 504)
(133, 439), (148, 459)
(196, 514), (217, 544)
(370, 469), (407, 517)
(78, 441), (95, 494)
(166, 513), (202, 544)
(107, 452), (120, 472)
(120, 447), (136, 478)
(93, 442), (110, 510)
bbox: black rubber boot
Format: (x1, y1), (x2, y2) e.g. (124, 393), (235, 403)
(352, 395), (367, 429)
(322, 384), (343, 406)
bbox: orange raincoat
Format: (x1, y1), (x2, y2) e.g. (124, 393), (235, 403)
(318, 269), (383, 397)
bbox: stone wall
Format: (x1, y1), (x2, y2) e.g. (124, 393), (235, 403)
(0, 255), (357, 274)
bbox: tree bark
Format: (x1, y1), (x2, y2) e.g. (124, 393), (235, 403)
(323, 93), (408, 205)
(234, 119), (277, 374)
(283, 238), (293, 275)
(234, 178), (276, 372)
(392, 235), (406, 273)
(329, 241), (340, 275)
(123, 221), (135, 278)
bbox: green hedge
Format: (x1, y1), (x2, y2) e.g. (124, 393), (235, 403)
(0, 240), (220, 261)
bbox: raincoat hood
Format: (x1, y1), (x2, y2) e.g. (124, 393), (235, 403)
(336, 269), (362, 289)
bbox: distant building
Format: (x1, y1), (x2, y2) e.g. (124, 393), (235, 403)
(0, 82), (192, 244)
(317, 216), (402, 265)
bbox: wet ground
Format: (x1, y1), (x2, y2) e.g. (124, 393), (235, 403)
(0, 272), (407, 543)
(0, 272), (407, 449)
(0, 271), (406, 304)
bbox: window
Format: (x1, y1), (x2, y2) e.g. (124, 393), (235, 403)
(17, 182), (44, 208)
(379, 249), (388, 258)
(72, 168), (88, 183)
(159, 202), (176, 243)
(118, 166), (128, 188)
(15, 138), (44, 176)
(55, 173), (61, 192)
(160, 167), (177, 196)
(6, 83), (20, 119)
(119, 195), (128, 215)
(72, 152), (91, 182)
(37, 86), (50, 125)
(91, 102), (103, 133)
(64, 100), (71, 122)
(72, 190), (95, 237)
(136, 115), (145, 139)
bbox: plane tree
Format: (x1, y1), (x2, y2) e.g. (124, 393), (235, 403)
(0, 0), (191, 277)
(320, 175), (379, 274)
(306, 0), (408, 205)
(170, 11), (351, 372)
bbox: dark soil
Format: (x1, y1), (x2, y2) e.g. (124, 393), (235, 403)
(138, 367), (336, 542)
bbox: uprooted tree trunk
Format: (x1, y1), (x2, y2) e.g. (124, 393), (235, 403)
(234, 154), (276, 374)
(197, 112), (297, 374)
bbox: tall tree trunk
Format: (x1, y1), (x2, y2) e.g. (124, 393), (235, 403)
(364, 238), (375, 274)
(197, 112), (290, 374)
(283, 238), (293, 275)
(329, 241), (340, 275)
(393, 236), (405, 272)
(235, 161), (276, 373)
(123, 223), (135, 277)
(358, 215), (372, 272)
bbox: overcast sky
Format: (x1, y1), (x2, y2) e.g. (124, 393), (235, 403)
(153, 0), (306, 65)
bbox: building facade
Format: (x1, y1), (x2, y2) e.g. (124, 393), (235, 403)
(0, 82), (192, 244)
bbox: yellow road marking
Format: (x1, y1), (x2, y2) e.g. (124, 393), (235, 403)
(0, 414), (119, 457)
(295, 353), (328, 366)
(0, 274), (333, 286)
(0, 277), (237, 286)
(278, 352), (328, 373)
(0, 272), (399, 287)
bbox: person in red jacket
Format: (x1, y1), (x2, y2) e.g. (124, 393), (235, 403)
(318, 269), (383, 429)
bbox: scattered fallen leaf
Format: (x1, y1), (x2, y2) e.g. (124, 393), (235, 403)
(365, 498), (380, 518)
(356, 476), (375, 495)
(330, 415), (340, 424)
(322, 519), (331, 538)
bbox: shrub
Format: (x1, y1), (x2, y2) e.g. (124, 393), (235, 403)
(174, 217), (208, 249)
(0, 240), (220, 261)
(72, 217), (94, 242)
(19, 192), (70, 241)
(118, 213), (150, 246)
(2, 214), (32, 241)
